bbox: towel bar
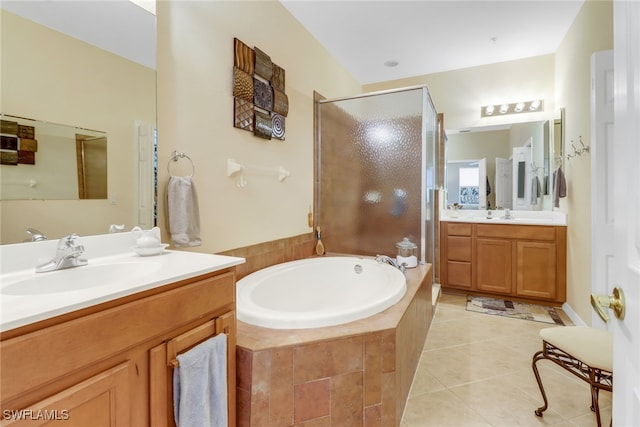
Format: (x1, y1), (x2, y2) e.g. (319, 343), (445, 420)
(167, 318), (230, 368)
(168, 150), (195, 177)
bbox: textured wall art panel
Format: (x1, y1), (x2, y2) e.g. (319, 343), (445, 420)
(233, 67), (254, 102)
(271, 113), (285, 140)
(272, 64), (285, 91)
(254, 78), (273, 112)
(232, 38), (288, 141)
(254, 111), (273, 140)
(273, 89), (289, 117)
(234, 98), (255, 132)
(234, 38), (255, 75)
(254, 47), (273, 81)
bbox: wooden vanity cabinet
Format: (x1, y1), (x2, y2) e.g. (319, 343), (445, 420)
(440, 222), (566, 303)
(0, 269), (237, 426)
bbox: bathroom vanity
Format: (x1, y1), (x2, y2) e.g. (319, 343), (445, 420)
(440, 211), (567, 303)
(0, 233), (244, 426)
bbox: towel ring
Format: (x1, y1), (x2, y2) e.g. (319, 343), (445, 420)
(167, 151), (195, 177)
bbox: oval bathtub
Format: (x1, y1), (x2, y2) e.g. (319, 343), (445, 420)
(236, 257), (407, 329)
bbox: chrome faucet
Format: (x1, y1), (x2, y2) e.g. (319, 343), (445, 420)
(375, 255), (407, 273)
(36, 234), (88, 273)
(25, 228), (47, 242)
(502, 209), (512, 220)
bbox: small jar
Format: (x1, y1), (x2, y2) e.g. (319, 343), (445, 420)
(396, 237), (418, 268)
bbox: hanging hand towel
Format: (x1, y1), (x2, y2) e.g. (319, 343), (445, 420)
(173, 334), (228, 427)
(530, 175), (542, 205)
(552, 167), (567, 208)
(166, 176), (201, 247)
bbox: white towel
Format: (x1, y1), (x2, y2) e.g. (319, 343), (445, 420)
(166, 176), (201, 247)
(173, 334), (228, 427)
(530, 176), (541, 205)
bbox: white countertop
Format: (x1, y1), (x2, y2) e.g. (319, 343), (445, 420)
(440, 210), (567, 226)
(0, 233), (244, 332)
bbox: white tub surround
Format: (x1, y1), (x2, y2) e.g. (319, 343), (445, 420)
(237, 257), (407, 329)
(440, 209), (567, 226)
(0, 232), (244, 331)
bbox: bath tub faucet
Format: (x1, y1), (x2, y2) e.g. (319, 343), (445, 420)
(375, 255), (407, 273)
(36, 233), (88, 273)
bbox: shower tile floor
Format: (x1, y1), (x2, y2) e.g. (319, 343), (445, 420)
(401, 293), (612, 427)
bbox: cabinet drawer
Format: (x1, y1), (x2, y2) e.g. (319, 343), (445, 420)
(476, 224), (556, 240)
(1, 272), (235, 401)
(445, 223), (472, 236)
(447, 261), (472, 289)
(447, 236), (472, 261)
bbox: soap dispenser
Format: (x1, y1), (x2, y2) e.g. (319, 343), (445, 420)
(396, 237), (418, 269)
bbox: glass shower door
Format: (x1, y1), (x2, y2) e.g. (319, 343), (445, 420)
(317, 86), (437, 268)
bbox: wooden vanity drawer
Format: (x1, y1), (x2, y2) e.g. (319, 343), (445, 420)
(445, 222), (472, 236)
(476, 224), (556, 240)
(0, 271), (234, 400)
(447, 236), (472, 261)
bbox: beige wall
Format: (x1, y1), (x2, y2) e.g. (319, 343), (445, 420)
(0, 10), (156, 243)
(156, 1), (361, 253)
(364, 54), (556, 130)
(555, 0), (613, 323)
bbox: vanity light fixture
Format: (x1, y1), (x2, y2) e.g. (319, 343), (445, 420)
(480, 100), (544, 117)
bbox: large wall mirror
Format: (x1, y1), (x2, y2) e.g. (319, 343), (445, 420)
(0, 1), (156, 243)
(445, 109), (563, 211)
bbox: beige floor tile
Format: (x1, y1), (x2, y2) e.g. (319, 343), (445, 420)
(402, 389), (491, 427)
(448, 376), (567, 426)
(408, 356), (447, 397)
(401, 292), (613, 427)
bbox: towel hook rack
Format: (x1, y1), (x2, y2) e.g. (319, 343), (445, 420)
(168, 150), (195, 177)
(566, 136), (590, 160)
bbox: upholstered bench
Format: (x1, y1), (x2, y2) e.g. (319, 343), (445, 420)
(532, 326), (613, 427)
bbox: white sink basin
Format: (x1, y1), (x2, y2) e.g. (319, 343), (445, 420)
(2, 262), (163, 295)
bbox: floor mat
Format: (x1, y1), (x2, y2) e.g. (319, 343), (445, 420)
(466, 296), (566, 325)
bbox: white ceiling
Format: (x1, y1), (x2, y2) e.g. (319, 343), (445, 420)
(1, 0), (583, 84)
(1, 0), (156, 70)
(280, 0), (585, 84)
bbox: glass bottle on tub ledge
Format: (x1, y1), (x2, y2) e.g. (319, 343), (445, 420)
(396, 237), (418, 269)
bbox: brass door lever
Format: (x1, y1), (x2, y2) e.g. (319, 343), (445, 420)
(590, 287), (625, 322)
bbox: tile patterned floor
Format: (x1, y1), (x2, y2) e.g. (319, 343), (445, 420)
(401, 293), (612, 427)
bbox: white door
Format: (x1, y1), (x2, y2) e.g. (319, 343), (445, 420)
(495, 157), (512, 210)
(137, 121), (155, 229)
(478, 157), (487, 209)
(591, 49), (615, 330)
(512, 144), (532, 210)
(610, 1), (640, 423)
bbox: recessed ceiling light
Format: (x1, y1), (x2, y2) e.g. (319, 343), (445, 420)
(384, 60), (399, 68)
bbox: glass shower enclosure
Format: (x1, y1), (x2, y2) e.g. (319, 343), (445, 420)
(316, 86), (438, 270)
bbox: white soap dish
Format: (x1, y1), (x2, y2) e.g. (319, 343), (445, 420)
(132, 244), (169, 257)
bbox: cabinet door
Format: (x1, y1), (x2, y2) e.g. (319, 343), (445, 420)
(3, 362), (131, 426)
(476, 238), (512, 294)
(149, 311), (236, 427)
(516, 241), (557, 300)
